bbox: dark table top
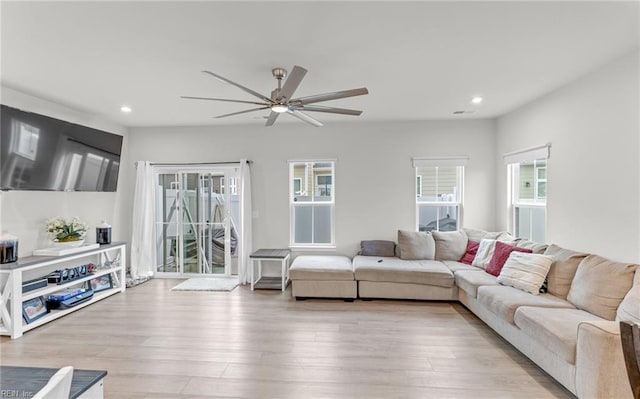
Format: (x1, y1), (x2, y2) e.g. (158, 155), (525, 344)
(0, 365), (107, 398)
(249, 248), (291, 259)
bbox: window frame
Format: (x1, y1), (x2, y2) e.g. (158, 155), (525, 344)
(289, 160), (336, 249)
(503, 141), (550, 242)
(413, 158), (466, 232)
(510, 161), (547, 242)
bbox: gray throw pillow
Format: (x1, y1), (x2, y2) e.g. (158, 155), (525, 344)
(397, 230), (435, 260)
(359, 240), (396, 257)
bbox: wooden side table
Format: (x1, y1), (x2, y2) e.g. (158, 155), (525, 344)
(249, 249), (291, 291)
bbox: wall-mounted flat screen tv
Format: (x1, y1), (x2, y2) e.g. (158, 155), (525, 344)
(0, 104), (123, 192)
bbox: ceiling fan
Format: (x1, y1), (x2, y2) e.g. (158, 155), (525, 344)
(182, 66), (368, 127)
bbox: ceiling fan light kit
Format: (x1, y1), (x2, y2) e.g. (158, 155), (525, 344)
(182, 65), (369, 127)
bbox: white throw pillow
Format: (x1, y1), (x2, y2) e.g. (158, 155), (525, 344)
(471, 239), (496, 269)
(497, 252), (554, 295)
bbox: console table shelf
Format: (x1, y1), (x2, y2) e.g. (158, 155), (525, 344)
(0, 243), (126, 339)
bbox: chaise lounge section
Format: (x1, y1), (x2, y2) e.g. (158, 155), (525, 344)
(289, 228), (639, 398)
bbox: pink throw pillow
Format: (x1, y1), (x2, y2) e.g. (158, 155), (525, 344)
(485, 241), (532, 276)
(459, 240), (480, 265)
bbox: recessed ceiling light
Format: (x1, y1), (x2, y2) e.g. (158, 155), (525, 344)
(471, 96), (483, 105)
(120, 105), (132, 113)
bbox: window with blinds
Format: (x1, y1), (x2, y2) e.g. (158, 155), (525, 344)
(504, 144), (550, 242)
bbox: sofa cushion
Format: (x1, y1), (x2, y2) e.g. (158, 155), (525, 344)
(472, 239), (496, 269)
(477, 285), (575, 324)
(497, 252), (554, 295)
(515, 239), (549, 254)
(459, 240), (480, 265)
(566, 255), (638, 320)
(485, 241), (532, 276)
(497, 232), (518, 242)
(455, 269), (499, 298)
(359, 240), (396, 257)
(543, 244), (589, 299)
(442, 260), (484, 274)
(462, 228), (501, 242)
(514, 307), (603, 364)
(289, 255), (354, 281)
(432, 230), (468, 261)
(397, 230), (435, 260)
(353, 256), (454, 287)
(616, 270), (640, 324)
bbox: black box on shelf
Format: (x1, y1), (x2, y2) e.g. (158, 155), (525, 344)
(21, 277), (48, 293)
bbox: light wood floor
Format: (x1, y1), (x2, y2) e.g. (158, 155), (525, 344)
(0, 279), (576, 398)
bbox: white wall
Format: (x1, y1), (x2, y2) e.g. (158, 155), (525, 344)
(123, 119), (496, 257)
(0, 86), (130, 255)
(495, 50), (640, 263)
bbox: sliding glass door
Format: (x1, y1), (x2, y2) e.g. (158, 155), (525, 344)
(154, 166), (240, 277)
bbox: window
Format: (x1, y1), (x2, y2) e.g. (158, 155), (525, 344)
(413, 157), (466, 232)
(504, 144), (550, 242)
(289, 161), (335, 247)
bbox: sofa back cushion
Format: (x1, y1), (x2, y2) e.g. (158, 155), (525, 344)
(515, 239), (548, 254)
(497, 252), (554, 295)
(462, 228), (501, 242)
(359, 240), (396, 257)
(616, 270), (640, 324)
(566, 255), (638, 320)
(485, 241), (532, 276)
(432, 230), (468, 261)
(543, 244), (589, 299)
(397, 230), (435, 260)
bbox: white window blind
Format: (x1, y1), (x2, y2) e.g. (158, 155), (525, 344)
(503, 143), (551, 165)
(413, 156), (468, 168)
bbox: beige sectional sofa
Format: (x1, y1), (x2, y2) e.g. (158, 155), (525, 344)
(289, 228), (640, 399)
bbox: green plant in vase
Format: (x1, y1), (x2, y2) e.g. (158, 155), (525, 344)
(46, 217), (88, 244)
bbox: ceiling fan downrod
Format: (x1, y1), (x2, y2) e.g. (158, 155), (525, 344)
(271, 67), (287, 101)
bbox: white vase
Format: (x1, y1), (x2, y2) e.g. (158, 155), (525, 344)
(52, 239), (85, 248)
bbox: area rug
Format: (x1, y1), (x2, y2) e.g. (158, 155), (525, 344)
(171, 277), (239, 292)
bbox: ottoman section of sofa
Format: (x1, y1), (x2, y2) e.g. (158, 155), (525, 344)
(289, 255), (357, 299)
(353, 256), (457, 300)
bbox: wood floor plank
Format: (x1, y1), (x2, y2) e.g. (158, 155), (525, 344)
(0, 278), (575, 398)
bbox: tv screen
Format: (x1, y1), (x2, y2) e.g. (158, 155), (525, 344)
(0, 104), (123, 192)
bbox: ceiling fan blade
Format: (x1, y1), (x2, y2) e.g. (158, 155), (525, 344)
(265, 111), (279, 127)
(215, 106), (270, 119)
(279, 65), (307, 101)
(293, 87), (369, 105)
(287, 109), (323, 127)
(202, 70), (273, 103)
(181, 96), (267, 106)
(290, 105), (362, 116)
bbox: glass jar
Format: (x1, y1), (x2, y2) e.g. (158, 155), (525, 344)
(0, 231), (18, 264)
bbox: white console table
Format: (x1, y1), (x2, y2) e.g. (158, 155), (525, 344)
(0, 243), (126, 339)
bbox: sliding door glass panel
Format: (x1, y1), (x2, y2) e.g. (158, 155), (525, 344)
(156, 173), (179, 273)
(155, 168), (232, 276)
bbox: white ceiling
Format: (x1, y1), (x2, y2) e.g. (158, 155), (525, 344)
(1, 1), (638, 128)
